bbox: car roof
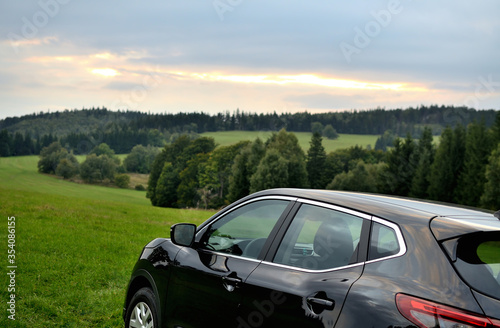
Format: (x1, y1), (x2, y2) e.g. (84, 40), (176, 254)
(247, 189), (495, 224)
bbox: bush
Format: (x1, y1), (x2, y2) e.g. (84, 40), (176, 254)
(323, 124), (338, 140)
(124, 145), (160, 174)
(38, 142), (66, 174)
(90, 143), (116, 157)
(114, 174), (130, 189)
(38, 141), (79, 177)
(311, 122), (324, 135)
(56, 158), (79, 179)
(135, 184), (146, 191)
(80, 154), (117, 183)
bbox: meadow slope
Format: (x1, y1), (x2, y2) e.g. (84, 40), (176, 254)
(0, 156), (215, 327)
(201, 131), (379, 152)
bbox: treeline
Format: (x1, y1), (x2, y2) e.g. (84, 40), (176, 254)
(147, 116), (500, 210)
(0, 130), (58, 157)
(133, 105), (496, 135)
(1, 106), (497, 157)
(0, 124), (171, 156)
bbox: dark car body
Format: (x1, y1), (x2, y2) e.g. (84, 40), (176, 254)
(123, 189), (500, 328)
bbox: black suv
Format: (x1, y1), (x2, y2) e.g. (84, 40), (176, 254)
(124, 189), (500, 328)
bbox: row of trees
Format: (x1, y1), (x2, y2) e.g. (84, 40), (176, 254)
(0, 130), (58, 157)
(38, 142), (160, 189)
(319, 118), (500, 210)
(0, 126), (166, 157)
(131, 105), (496, 135)
(2, 106), (497, 158)
(146, 129), (384, 209)
(147, 116), (500, 210)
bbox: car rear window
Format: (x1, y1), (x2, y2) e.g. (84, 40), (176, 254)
(368, 221), (401, 261)
(453, 232), (500, 300)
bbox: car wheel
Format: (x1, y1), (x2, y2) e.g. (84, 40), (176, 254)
(125, 287), (159, 328)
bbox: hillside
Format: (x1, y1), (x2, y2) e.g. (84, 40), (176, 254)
(0, 156), (214, 327)
(2, 105), (497, 138)
(0, 105), (497, 156)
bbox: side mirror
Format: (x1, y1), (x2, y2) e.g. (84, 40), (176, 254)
(170, 223), (196, 247)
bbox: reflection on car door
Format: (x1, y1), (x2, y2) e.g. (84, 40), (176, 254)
(165, 198), (293, 328)
(239, 202), (370, 328)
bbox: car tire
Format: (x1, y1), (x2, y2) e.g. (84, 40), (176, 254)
(125, 287), (159, 328)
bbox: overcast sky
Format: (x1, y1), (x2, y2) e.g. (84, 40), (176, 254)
(1, 0), (499, 119)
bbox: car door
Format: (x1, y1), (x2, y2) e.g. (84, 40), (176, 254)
(165, 197), (295, 328)
(238, 200), (370, 328)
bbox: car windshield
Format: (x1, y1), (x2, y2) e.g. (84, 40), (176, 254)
(453, 232), (500, 300)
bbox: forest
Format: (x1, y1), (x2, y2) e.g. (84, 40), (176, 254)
(0, 105), (497, 156)
(4, 106), (500, 211)
(145, 118), (500, 211)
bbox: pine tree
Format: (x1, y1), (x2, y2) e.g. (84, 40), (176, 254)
(480, 144), (500, 210)
(378, 134), (417, 196)
(177, 154), (209, 208)
(307, 132), (328, 189)
(427, 125), (466, 203)
(451, 124), (466, 203)
(12, 132), (24, 156)
(154, 163), (179, 207)
(227, 139), (265, 203)
(410, 127), (435, 199)
(227, 148), (251, 203)
(492, 111), (500, 143)
(455, 121), (492, 206)
(0, 130), (12, 156)
(146, 136), (191, 206)
(146, 147), (169, 204)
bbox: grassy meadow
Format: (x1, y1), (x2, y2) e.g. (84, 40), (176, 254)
(201, 131), (379, 152)
(0, 156), (215, 327)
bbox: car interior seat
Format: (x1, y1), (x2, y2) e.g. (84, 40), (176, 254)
(313, 218), (354, 270)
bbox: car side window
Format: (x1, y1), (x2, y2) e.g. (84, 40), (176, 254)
(201, 199), (290, 259)
(368, 221), (400, 261)
(273, 204), (364, 271)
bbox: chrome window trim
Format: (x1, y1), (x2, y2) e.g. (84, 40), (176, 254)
(209, 195), (297, 222)
(198, 249), (263, 264)
(196, 195), (297, 237)
(296, 198), (372, 220)
(197, 197), (407, 270)
(261, 260), (364, 273)
(266, 198), (370, 273)
(364, 216), (407, 264)
(262, 200), (406, 272)
(195, 195), (297, 255)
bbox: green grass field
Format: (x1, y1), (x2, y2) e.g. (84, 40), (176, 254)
(201, 131), (379, 153)
(0, 156), (215, 327)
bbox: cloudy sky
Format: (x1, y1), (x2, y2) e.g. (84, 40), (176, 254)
(1, 0), (499, 119)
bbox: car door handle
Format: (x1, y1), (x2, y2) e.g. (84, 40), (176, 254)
(222, 276), (242, 292)
(307, 296), (335, 311)
(223, 276), (242, 284)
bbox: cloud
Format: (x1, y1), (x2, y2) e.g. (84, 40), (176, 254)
(284, 93), (369, 110)
(0, 0), (499, 118)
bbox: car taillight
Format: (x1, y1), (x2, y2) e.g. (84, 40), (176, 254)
(396, 294), (500, 328)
